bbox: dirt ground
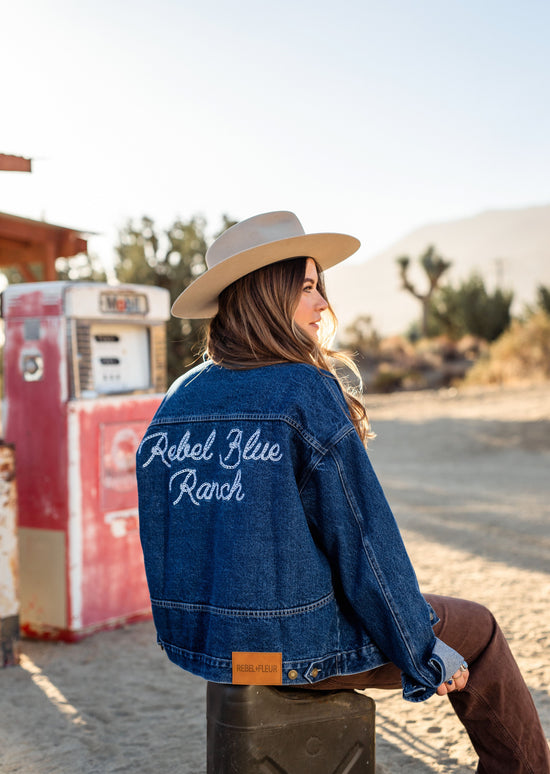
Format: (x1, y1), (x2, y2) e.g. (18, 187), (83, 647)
(1, 383), (549, 773)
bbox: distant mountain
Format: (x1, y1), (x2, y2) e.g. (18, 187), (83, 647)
(326, 204), (550, 336)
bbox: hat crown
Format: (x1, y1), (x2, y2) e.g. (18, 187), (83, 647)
(206, 211), (305, 269)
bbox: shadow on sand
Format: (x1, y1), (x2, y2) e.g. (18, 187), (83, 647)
(369, 417), (550, 575)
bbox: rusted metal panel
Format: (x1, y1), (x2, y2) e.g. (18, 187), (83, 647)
(18, 528), (67, 635)
(15, 395), (161, 641)
(2, 307), (69, 532)
(68, 398), (159, 634)
(0, 442), (19, 666)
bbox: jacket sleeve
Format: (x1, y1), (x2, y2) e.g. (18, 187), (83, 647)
(299, 424), (465, 702)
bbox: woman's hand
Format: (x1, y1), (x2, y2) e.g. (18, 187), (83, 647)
(437, 664), (469, 696)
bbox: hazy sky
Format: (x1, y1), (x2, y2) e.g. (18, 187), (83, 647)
(2, 0), (549, 271)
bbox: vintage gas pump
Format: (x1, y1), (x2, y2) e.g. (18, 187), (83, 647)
(1, 282), (171, 640)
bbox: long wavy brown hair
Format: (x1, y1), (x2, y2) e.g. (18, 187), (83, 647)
(205, 257), (374, 443)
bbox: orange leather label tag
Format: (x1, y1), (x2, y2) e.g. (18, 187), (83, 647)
(232, 652), (283, 685)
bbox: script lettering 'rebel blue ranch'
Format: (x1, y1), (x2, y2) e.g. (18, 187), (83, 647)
(138, 427), (283, 506)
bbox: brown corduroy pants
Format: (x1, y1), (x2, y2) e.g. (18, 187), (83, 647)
(310, 594), (550, 774)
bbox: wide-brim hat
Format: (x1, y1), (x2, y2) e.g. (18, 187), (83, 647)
(171, 210), (360, 319)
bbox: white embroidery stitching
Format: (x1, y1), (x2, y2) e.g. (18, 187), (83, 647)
(140, 426), (282, 506)
(170, 468), (245, 506)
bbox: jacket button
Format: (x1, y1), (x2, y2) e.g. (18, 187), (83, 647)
(310, 667), (319, 678)
(287, 669), (298, 680)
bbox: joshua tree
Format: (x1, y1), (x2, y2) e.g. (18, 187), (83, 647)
(396, 245), (452, 337)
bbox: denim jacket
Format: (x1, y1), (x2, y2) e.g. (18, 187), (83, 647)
(137, 361), (464, 701)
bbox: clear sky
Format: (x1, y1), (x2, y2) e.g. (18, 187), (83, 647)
(1, 0), (549, 271)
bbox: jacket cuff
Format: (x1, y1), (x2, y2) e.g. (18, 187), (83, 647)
(401, 637), (466, 703)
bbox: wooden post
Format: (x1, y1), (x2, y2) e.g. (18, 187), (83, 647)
(42, 241), (57, 281)
(0, 442), (19, 667)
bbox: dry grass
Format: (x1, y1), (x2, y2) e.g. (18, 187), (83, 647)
(464, 312), (550, 386)
(355, 312), (550, 393)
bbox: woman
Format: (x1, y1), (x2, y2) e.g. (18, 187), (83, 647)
(137, 211), (549, 773)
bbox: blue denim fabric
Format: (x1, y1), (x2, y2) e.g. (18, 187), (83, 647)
(137, 361), (464, 701)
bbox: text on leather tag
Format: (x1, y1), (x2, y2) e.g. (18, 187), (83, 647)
(232, 652), (283, 684)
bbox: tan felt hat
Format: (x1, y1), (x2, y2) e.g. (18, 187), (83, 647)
(171, 210), (360, 319)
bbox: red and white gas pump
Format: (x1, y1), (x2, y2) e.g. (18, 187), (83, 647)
(1, 282), (170, 640)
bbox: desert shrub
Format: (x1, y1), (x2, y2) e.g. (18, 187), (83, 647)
(372, 366), (406, 393)
(429, 273), (513, 342)
(414, 335), (460, 362)
(378, 335), (416, 362)
(464, 311), (550, 385)
(341, 315), (381, 358)
(536, 285), (550, 315)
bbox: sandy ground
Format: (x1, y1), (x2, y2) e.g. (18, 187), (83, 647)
(1, 383), (549, 773)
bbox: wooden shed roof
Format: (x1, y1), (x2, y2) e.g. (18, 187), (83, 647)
(0, 211), (89, 282)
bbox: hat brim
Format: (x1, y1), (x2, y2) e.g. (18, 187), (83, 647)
(171, 232), (360, 319)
